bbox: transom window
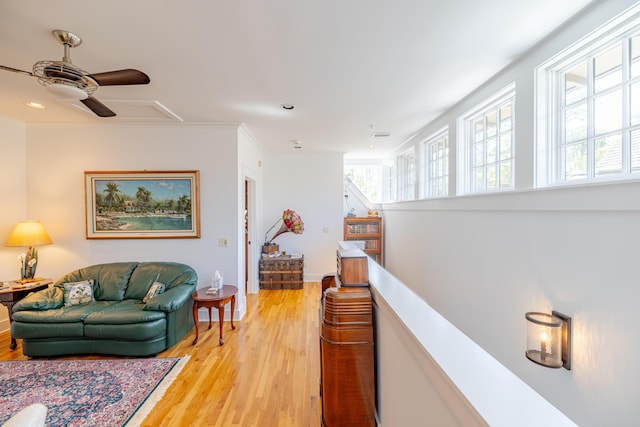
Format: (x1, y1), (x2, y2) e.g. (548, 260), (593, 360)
(397, 148), (415, 200)
(458, 84), (515, 194)
(420, 128), (449, 198)
(536, 5), (640, 185)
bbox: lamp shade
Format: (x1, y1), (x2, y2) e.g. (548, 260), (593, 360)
(525, 310), (572, 370)
(45, 82), (89, 100)
(5, 221), (53, 247)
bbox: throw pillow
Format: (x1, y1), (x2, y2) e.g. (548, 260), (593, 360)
(63, 279), (95, 306)
(142, 281), (165, 303)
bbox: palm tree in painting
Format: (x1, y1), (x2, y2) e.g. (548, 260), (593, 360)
(136, 186), (152, 213)
(177, 195), (190, 214)
(103, 182), (123, 214)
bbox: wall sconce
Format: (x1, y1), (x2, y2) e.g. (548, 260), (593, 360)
(525, 311), (571, 370)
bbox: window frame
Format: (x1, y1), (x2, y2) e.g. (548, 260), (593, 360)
(457, 83), (516, 195)
(396, 147), (416, 201)
(535, 2), (640, 187)
(419, 127), (449, 198)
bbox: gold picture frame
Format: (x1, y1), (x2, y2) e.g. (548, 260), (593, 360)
(85, 170), (200, 239)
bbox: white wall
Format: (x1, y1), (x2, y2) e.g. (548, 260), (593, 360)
(263, 151), (344, 280)
(22, 123), (248, 317)
(382, 1), (640, 425)
(0, 116), (28, 330)
(238, 125), (265, 293)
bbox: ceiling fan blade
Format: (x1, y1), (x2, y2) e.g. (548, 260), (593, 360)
(81, 96), (116, 117)
(0, 64), (35, 77)
(88, 69), (150, 86)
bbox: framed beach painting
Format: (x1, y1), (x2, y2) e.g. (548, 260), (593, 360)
(85, 170), (200, 239)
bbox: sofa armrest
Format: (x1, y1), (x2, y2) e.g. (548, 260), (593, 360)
(13, 287), (64, 312)
(143, 284), (195, 312)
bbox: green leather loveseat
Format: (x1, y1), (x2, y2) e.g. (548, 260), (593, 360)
(10, 261), (197, 357)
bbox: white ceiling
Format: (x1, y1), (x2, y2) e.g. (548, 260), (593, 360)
(0, 0), (595, 158)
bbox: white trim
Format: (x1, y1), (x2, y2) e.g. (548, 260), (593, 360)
(419, 126), (449, 199)
(457, 82), (516, 195)
(396, 146), (417, 201)
(536, 2), (640, 187)
(367, 259), (578, 427)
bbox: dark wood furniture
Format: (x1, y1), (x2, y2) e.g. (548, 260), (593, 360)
(192, 285), (237, 345)
(337, 248), (369, 285)
(259, 255), (304, 289)
(0, 279), (52, 349)
(343, 217), (383, 264)
(319, 246), (376, 426)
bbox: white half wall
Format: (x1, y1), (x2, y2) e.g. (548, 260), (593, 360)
(382, 1), (640, 425)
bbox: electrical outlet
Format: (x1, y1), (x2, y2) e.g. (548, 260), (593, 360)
(218, 237), (229, 247)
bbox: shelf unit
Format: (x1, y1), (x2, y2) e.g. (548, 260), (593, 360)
(343, 217), (383, 265)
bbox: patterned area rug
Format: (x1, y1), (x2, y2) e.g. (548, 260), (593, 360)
(0, 357), (189, 426)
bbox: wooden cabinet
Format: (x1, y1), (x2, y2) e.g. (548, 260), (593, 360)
(320, 246), (376, 426)
(337, 249), (368, 286)
(259, 255), (304, 289)
(343, 217), (383, 264)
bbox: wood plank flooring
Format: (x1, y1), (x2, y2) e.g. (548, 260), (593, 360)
(0, 282), (323, 427)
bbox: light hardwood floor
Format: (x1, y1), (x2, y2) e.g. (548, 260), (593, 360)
(0, 282), (323, 427)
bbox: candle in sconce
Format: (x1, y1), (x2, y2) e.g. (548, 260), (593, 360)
(540, 330), (548, 361)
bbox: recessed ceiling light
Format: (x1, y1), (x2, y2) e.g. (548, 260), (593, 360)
(281, 103), (295, 110)
(26, 102), (45, 109)
(291, 139), (302, 149)
(368, 145), (376, 149)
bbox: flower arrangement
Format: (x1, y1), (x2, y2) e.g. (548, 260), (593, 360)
(264, 209), (304, 244)
(18, 248), (38, 281)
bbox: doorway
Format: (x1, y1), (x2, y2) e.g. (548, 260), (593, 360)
(244, 180), (249, 293)
(244, 178), (258, 294)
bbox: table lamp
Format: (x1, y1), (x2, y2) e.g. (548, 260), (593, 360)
(5, 220), (53, 282)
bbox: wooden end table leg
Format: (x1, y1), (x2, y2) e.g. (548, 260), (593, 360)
(218, 301), (225, 345)
(8, 312), (16, 350)
(192, 301), (199, 345)
(230, 295), (236, 330)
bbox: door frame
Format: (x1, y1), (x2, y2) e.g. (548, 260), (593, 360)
(244, 176), (259, 294)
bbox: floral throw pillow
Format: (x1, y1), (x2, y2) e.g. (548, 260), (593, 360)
(63, 279), (95, 306)
(143, 281), (165, 304)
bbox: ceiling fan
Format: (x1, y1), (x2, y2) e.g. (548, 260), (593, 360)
(0, 29), (150, 117)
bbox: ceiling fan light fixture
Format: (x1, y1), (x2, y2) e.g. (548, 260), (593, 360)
(45, 82), (88, 100)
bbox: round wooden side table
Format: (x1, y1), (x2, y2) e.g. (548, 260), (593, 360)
(192, 285), (237, 345)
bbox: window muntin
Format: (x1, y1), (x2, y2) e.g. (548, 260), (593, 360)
(397, 149), (415, 200)
(557, 35), (640, 181)
(459, 85), (515, 194)
(537, 5), (640, 186)
(420, 128), (449, 198)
